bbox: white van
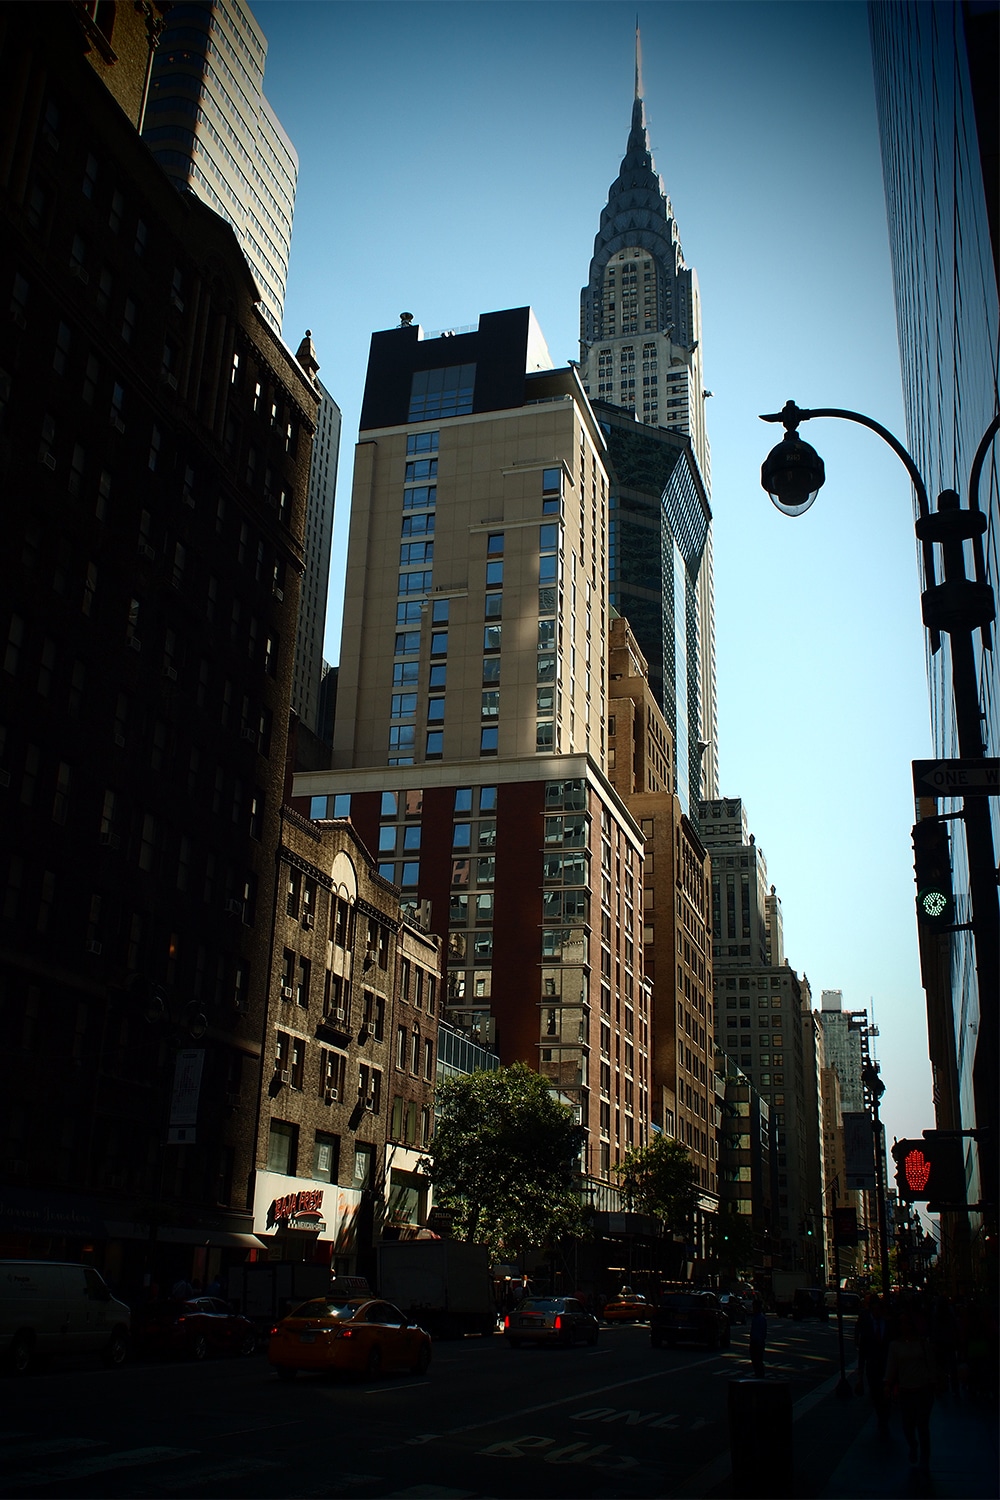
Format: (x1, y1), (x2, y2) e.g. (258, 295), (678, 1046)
(0, 1261), (131, 1374)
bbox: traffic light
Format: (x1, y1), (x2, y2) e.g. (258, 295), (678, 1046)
(892, 1137), (966, 1206)
(911, 817), (954, 931)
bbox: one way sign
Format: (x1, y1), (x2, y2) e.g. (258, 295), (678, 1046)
(912, 758), (1000, 797)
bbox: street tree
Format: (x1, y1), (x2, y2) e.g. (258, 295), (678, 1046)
(616, 1134), (697, 1229)
(420, 1062), (587, 1259)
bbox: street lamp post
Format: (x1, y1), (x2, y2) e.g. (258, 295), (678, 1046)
(759, 401), (999, 1224)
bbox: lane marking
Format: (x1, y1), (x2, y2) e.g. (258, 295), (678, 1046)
(204, 1419), (304, 1441)
(443, 1352), (722, 1435)
(364, 1380), (431, 1394)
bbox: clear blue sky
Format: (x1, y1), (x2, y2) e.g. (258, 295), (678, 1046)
(257, 0), (934, 1152)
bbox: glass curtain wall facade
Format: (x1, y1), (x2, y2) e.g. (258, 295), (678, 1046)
(869, 0), (999, 1205)
(143, 0), (298, 334)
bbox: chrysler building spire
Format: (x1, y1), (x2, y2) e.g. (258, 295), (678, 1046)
(579, 40), (709, 486)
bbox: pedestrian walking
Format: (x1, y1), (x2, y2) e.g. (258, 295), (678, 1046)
(855, 1294), (892, 1434)
(885, 1310), (936, 1468)
(749, 1296), (767, 1378)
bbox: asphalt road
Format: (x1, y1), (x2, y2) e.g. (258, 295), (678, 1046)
(1, 1318), (850, 1498)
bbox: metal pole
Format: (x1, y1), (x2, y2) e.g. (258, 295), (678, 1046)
(830, 1176), (852, 1400)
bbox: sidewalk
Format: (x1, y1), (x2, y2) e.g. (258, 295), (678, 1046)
(817, 1392), (998, 1499)
(680, 1377), (997, 1498)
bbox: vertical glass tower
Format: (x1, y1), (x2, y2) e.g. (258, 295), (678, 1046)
(869, 0), (998, 1211)
(143, 0), (298, 334)
(580, 32), (717, 809)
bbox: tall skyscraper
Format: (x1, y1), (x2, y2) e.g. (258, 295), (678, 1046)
(143, 0), (298, 334)
(698, 797), (824, 1275)
(869, 0), (998, 1222)
(580, 38), (718, 807)
(292, 333), (341, 736)
(295, 309), (650, 1183)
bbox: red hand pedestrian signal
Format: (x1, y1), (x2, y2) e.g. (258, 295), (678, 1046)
(904, 1150), (932, 1193)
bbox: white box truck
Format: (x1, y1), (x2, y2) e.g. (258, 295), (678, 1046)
(377, 1240), (495, 1338)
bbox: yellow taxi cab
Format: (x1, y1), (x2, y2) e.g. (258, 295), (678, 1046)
(602, 1292), (651, 1323)
(268, 1296), (431, 1381)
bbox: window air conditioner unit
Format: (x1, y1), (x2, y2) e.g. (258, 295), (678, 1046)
(162, 664), (177, 681)
(99, 831), (119, 848)
(272, 585), (284, 601)
(281, 985), (293, 999)
(333, 1007), (347, 1022)
(85, 940), (102, 955)
(138, 542), (155, 561)
(324, 1087), (339, 1104)
(225, 897), (244, 917)
(40, 450), (56, 470)
(365, 1095), (376, 1111)
(302, 912), (314, 929)
(280, 1069), (291, 1085)
(129, 636), (142, 652)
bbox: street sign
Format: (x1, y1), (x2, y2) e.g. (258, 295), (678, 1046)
(912, 758), (1000, 797)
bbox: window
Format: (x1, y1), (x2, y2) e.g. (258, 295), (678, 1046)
(391, 693), (417, 719)
(267, 1121), (297, 1175)
(431, 600), (449, 625)
(480, 727), (498, 756)
(401, 511), (435, 538)
(542, 467), (561, 496)
(481, 691), (499, 719)
(408, 364), (475, 422)
(393, 660), (419, 687)
(485, 560), (503, 586)
(425, 731), (443, 758)
(406, 431), (438, 455)
(427, 697), (445, 722)
(430, 631), (448, 656)
(484, 592), (502, 618)
(389, 725), (415, 751)
(483, 625), (501, 653)
(313, 1132), (339, 1183)
(379, 826), (396, 853)
(395, 631), (421, 656)
(482, 657), (500, 685)
(428, 663), (446, 689)
(487, 533), (504, 555)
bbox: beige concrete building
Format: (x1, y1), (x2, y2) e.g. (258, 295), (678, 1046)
(295, 309), (649, 1183)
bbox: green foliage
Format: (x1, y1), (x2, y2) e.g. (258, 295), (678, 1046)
(420, 1063), (587, 1259)
(616, 1134), (697, 1228)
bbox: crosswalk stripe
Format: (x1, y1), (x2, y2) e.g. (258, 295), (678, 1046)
(0, 1446), (196, 1493)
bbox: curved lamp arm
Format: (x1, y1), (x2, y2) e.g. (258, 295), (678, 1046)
(760, 401), (938, 645)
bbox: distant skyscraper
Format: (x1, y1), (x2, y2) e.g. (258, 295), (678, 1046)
(143, 0), (298, 334)
(580, 36), (717, 807)
(698, 796), (824, 1273)
(292, 333), (341, 736)
(869, 0), (998, 1217)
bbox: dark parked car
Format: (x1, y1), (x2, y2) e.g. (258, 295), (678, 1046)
(792, 1288), (829, 1322)
(504, 1297), (599, 1348)
(133, 1297), (257, 1360)
(650, 1291), (730, 1350)
(824, 1289), (862, 1316)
